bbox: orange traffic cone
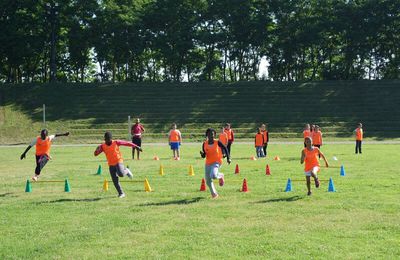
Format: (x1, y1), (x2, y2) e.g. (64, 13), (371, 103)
(153, 156), (160, 161)
(235, 164), (240, 174)
(241, 178), (248, 192)
(200, 178), (206, 191)
(274, 156), (280, 161)
(251, 156), (257, 160)
(266, 164), (271, 175)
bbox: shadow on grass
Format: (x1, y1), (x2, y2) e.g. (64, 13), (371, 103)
(0, 192), (14, 197)
(255, 195), (304, 203)
(139, 196), (204, 207)
(35, 197), (109, 204)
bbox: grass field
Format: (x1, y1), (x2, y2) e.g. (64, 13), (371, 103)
(1, 142), (399, 259)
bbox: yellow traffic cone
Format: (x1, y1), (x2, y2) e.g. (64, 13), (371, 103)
(159, 165), (164, 176)
(144, 178), (152, 192)
(189, 165), (195, 176)
(103, 179), (108, 192)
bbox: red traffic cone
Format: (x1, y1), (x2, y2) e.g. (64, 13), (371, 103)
(241, 178), (248, 192)
(250, 156), (257, 160)
(235, 164), (240, 174)
(153, 156), (160, 160)
(266, 164), (271, 175)
(200, 178), (206, 191)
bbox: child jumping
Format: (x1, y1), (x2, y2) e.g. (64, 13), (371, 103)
(20, 129), (69, 181)
(94, 131), (142, 198)
(354, 123), (363, 154)
(200, 128), (231, 199)
(168, 123), (182, 160)
(300, 137), (329, 196)
(255, 128), (265, 158)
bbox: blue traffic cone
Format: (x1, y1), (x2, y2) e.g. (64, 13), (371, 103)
(340, 165), (346, 176)
(285, 178), (292, 192)
(328, 177), (336, 192)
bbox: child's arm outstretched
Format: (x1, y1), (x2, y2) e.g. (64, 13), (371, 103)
(116, 140), (143, 151)
(55, 132), (70, 137)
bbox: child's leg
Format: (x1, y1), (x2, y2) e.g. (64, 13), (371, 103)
(259, 147), (265, 157)
(359, 141), (362, 154)
(132, 147), (135, 159)
(176, 148), (180, 158)
(311, 167), (320, 188)
(109, 165), (124, 195)
(205, 164), (218, 196)
(355, 141), (359, 154)
(306, 176), (311, 194)
(115, 163), (132, 177)
(263, 144), (268, 156)
(34, 155), (49, 177)
(136, 148), (140, 159)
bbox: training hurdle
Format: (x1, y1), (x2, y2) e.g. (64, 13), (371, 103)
(102, 178), (152, 192)
(159, 164), (195, 176)
(25, 179), (71, 192)
(285, 177), (336, 192)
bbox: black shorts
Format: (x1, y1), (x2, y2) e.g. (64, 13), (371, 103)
(132, 136), (142, 147)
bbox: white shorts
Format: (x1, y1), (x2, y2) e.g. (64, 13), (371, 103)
(304, 166), (320, 176)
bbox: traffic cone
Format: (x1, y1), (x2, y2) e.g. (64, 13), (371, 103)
(274, 156), (280, 161)
(159, 165), (164, 176)
(200, 178), (206, 191)
(328, 177), (336, 192)
(251, 156), (257, 160)
(96, 165), (102, 175)
(241, 178), (248, 192)
(235, 164), (240, 174)
(189, 165), (195, 176)
(64, 179), (71, 192)
(285, 178), (292, 192)
(153, 156), (159, 161)
(25, 179), (32, 193)
(340, 165), (346, 176)
(103, 179), (109, 191)
(144, 178), (152, 192)
(266, 164), (271, 175)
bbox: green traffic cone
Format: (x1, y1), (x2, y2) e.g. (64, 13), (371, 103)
(25, 179), (32, 192)
(64, 179), (71, 192)
(96, 165), (102, 175)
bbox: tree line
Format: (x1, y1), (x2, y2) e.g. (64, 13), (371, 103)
(0, 0), (399, 83)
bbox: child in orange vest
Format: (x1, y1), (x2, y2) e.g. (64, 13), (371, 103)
(303, 123), (311, 147)
(224, 123), (234, 156)
(218, 127), (228, 158)
(301, 137), (329, 196)
(168, 123), (182, 160)
(260, 123), (269, 156)
(200, 128), (231, 198)
(20, 129), (70, 181)
(94, 131), (142, 198)
(255, 128), (265, 158)
(353, 122), (363, 154)
(312, 125), (323, 158)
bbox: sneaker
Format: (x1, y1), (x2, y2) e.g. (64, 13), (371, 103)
(315, 178), (320, 188)
(31, 175), (38, 182)
(212, 193), (219, 199)
(126, 169), (133, 179)
(219, 173), (225, 186)
(118, 193), (126, 198)
(307, 191), (312, 196)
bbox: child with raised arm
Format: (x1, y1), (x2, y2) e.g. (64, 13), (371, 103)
(301, 137), (329, 196)
(255, 128), (265, 158)
(20, 129), (69, 181)
(200, 128), (231, 199)
(354, 123), (363, 154)
(94, 131), (142, 198)
(168, 123), (182, 160)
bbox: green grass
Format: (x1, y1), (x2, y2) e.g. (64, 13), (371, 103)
(1, 143), (399, 259)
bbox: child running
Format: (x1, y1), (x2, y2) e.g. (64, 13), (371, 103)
(300, 137), (329, 196)
(312, 125), (323, 158)
(224, 123), (234, 156)
(20, 129), (69, 181)
(131, 118), (145, 160)
(168, 123), (182, 160)
(303, 123), (311, 147)
(255, 128), (265, 158)
(354, 122), (363, 154)
(200, 128), (231, 199)
(94, 131), (142, 198)
(260, 123), (269, 156)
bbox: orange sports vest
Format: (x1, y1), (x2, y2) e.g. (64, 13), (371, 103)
(255, 133), (264, 147)
(312, 131), (322, 145)
(101, 141), (123, 166)
(169, 130), (180, 142)
(303, 148), (320, 171)
(218, 132), (228, 146)
(303, 130), (311, 139)
(356, 128), (363, 141)
(35, 136), (51, 156)
(262, 130), (268, 143)
(204, 140), (223, 165)
(224, 129), (233, 141)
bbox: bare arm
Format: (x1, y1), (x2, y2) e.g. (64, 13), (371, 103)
(55, 132), (70, 137)
(94, 145), (103, 156)
(116, 140), (142, 151)
(200, 142), (206, 158)
(20, 145), (33, 160)
(300, 150), (306, 164)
